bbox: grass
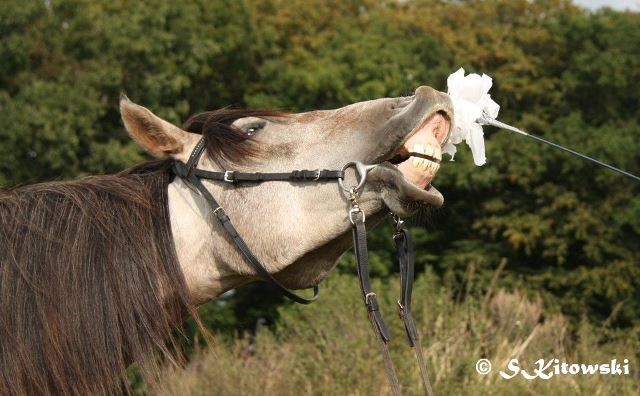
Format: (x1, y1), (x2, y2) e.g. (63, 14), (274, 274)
(155, 268), (639, 395)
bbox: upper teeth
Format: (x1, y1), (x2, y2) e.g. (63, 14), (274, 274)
(410, 144), (441, 174)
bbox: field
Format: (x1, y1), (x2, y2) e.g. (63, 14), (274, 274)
(155, 268), (639, 395)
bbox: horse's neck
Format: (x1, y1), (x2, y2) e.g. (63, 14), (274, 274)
(167, 177), (247, 304)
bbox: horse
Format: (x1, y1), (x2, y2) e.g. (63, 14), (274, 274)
(0, 85), (452, 395)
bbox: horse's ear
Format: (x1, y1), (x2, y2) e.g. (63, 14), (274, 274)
(119, 94), (187, 157)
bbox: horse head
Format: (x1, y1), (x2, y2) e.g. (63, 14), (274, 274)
(120, 86), (453, 302)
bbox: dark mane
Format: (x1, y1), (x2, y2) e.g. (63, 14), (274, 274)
(183, 108), (287, 162)
(0, 158), (199, 395)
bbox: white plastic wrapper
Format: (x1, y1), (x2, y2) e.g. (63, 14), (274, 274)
(444, 68), (500, 166)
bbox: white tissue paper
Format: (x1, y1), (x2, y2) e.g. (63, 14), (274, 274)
(444, 68), (500, 166)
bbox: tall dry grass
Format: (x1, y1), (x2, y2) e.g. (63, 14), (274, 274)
(156, 268), (639, 395)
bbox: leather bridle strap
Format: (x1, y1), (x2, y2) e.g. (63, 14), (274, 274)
(395, 225), (435, 396)
(171, 136), (345, 304)
(351, 211), (401, 396)
(191, 168), (344, 182)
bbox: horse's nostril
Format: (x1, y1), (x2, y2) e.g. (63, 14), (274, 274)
(391, 96), (415, 110)
(414, 85), (439, 99)
(392, 98), (413, 111)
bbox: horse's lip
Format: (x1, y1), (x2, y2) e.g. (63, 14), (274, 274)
(399, 107), (452, 147)
(379, 106), (452, 164)
(376, 162), (444, 207)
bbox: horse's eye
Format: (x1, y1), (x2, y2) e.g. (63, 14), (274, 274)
(243, 121), (266, 136)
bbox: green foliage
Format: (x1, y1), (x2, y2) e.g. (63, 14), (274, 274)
(0, 0), (260, 183)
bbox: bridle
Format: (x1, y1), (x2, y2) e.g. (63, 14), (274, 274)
(171, 136), (435, 396)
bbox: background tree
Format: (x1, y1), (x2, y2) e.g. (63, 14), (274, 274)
(1, 0), (638, 339)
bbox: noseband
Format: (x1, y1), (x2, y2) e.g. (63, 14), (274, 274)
(171, 136), (434, 396)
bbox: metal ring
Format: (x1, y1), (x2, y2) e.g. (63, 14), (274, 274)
(338, 161), (377, 193)
(212, 207), (224, 215)
(313, 169), (321, 181)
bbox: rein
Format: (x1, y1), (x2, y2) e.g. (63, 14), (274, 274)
(171, 136), (434, 395)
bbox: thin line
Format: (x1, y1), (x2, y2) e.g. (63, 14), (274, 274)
(479, 116), (640, 182)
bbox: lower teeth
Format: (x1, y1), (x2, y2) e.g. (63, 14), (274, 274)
(411, 157), (440, 173)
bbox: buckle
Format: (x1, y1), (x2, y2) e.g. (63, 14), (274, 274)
(365, 292), (377, 304)
(349, 207), (365, 225)
(223, 171), (235, 182)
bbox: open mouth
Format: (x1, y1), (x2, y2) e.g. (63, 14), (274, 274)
(382, 111), (451, 206)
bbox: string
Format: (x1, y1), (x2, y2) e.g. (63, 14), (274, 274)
(477, 113), (640, 182)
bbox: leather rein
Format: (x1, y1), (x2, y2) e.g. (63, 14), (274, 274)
(171, 136), (434, 396)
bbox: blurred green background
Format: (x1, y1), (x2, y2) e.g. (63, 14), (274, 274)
(1, 0), (638, 394)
